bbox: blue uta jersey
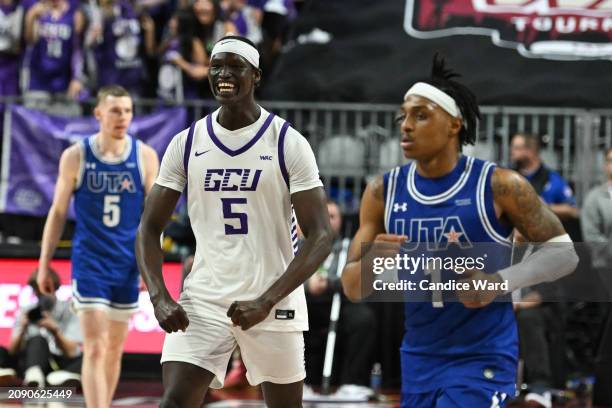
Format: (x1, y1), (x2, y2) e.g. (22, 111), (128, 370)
(383, 155), (518, 395)
(72, 136), (145, 284)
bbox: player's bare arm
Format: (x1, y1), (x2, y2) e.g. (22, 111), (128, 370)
(136, 184), (189, 333)
(37, 144), (81, 294)
(140, 144), (160, 194)
(227, 186), (333, 330)
(491, 167), (565, 242)
(341, 176), (406, 302)
(458, 167), (574, 308)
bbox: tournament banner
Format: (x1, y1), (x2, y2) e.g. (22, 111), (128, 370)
(262, 0), (612, 106)
(0, 105), (187, 217)
(405, 0), (612, 60)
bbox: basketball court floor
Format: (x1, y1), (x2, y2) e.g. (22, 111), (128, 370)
(0, 380), (603, 407)
(0, 383), (401, 407)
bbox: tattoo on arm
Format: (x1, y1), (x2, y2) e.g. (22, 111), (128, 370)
(492, 170), (565, 242)
(370, 176), (384, 201)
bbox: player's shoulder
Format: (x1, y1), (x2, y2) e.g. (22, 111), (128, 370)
(163, 125), (193, 154)
(383, 162), (411, 180)
(268, 114), (297, 134)
(274, 118), (311, 153)
(176, 123), (195, 141)
(64, 140), (83, 155)
(137, 142), (160, 177)
(491, 166), (524, 187)
(61, 142), (83, 164)
(56, 142), (83, 178)
(459, 155), (493, 175)
(137, 139), (159, 160)
(363, 174), (385, 203)
(263, 107), (298, 135)
(281, 124), (306, 144)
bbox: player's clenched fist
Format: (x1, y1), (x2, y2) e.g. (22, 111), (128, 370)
(365, 233), (408, 263)
(456, 269), (505, 308)
(375, 233), (408, 243)
(227, 298), (273, 330)
(374, 233), (407, 251)
(36, 267), (55, 296)
(153, 296), (189, 333)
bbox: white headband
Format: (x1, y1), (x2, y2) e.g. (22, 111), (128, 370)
(404, 82), (461, 118)
(211, 38), (260, 68)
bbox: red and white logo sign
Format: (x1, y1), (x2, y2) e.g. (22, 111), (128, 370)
(0, 259), (183, 354)
(404, 0), (612, 60)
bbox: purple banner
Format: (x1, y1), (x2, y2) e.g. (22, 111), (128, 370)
(0, 105), (187, 217)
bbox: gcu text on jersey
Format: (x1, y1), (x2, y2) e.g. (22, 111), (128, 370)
(155, 106), (323, 331)
(203, 168), (262, 191)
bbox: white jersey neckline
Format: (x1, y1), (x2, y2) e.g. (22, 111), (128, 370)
(207, 107), (276, 157)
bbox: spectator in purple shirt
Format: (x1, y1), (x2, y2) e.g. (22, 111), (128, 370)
(157, 9), (208, 101)
(86, 0), (156, 97)
(192, 0), (236, 55)
(0, 0), (23, 104)
(24, 0), (84, 114)
(132, 0), (171, 43)
(221, 0), (262, 45)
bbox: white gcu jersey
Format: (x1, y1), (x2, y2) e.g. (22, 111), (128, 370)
(156, 107), (323, 331)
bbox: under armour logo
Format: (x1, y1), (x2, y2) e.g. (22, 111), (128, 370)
(393, 203), (408, 212)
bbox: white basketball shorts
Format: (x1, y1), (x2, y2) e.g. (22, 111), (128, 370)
(160, 298), (305, 389)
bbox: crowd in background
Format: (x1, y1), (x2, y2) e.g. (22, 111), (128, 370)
(0, 0), (300, 112)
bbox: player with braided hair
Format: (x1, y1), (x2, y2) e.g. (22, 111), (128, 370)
(342, 54), (577, 407)
(418, 53), (481, 147)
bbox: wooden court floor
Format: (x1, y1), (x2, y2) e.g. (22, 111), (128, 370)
(0, 381), (606, 407)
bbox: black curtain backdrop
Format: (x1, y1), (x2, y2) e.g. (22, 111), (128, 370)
(262, 0), (612, 107)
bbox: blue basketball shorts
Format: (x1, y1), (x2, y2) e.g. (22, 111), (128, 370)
(71, 275), (139, 322)
(402, 386), (508, 408)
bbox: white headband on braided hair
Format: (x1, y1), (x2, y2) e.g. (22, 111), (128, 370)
(404, 82), (462, 118)
(211, 38), (260, 68)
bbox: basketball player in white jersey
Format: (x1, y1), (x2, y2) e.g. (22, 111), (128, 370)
(136, 36), (333, 407)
